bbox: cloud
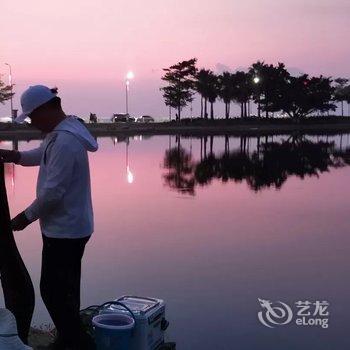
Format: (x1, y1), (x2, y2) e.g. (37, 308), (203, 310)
(286, 66), (306, 77)
(215, 62), (306, 77)
(215, 63), (233, 74)
(215, 63), (251, 74)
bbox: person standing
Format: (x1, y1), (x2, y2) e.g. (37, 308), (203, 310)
(0, 85), (98, 349)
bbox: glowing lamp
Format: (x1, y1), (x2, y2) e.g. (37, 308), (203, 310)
(126, 71), (134, 80)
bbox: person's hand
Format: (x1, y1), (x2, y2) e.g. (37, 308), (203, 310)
(11, 211), (32, 231)
(0, 149), (20, 163)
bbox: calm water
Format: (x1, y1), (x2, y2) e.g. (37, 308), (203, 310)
(1, 134), (350, 349)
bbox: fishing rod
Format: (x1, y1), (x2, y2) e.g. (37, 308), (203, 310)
(0, 162), (35, 344)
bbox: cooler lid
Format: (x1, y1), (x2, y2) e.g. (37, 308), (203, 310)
(110, 296), (161, 316)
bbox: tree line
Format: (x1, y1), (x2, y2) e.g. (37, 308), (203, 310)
(160, 58), (350, 120)
(163, 136), (350, 194)
(1, 64), (349, 121)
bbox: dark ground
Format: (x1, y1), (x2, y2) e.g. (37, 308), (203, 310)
(1, 116), (350, 141)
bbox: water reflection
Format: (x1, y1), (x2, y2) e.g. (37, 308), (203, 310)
(1, 134), (350, 349)
(125, 139), (134, 184)
(3, 135), (350, 194)
(163, 135), (350, 194)
(163, 142), (196, 195)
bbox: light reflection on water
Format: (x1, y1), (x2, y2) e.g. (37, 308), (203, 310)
(1, 134), (350, 349)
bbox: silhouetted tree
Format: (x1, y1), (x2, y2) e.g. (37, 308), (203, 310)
(249, 61), (290, 118)
(162, 59), (346, 121)
(231, 71), (253, 118)
(160, 58), (197, 121)
(206, 71), (219, 119)
(280, 75), (336, 118)
(194, 69), (212, 119)
(0, 78), (13, 104)
(161, 86), (181, 119)
(217, 72), (235, 119)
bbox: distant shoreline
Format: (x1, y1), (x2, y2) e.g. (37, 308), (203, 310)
(1, 117), (350, 140)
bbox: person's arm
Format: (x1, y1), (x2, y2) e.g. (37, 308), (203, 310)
(23, 140), (76, 223)
(0, 146), (43, 166)
(18, 146), (43, 166)
(0, 149), (20, 163)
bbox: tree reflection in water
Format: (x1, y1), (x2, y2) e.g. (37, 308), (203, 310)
(163, 136), (196, 195)
(163, 135), (350, 194)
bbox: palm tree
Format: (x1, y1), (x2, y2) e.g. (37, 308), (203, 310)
(217, 72), (235, 119)
(206, 71), (219, 120)
(194, 69), (212, 119)
(232, 71), (252, 118)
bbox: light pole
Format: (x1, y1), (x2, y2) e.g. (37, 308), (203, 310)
(4, 63), (13, 121)
(253, 76), (261, 118)
(125, 71), (134, 121)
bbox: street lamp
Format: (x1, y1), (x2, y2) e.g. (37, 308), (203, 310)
(126, 71), (134, 81)
(4, 63), (13, 121)
(125, 71), (134, 120)
(253, 76), (261, 117)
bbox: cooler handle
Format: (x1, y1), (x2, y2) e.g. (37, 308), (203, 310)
(98, 301), (137, 325)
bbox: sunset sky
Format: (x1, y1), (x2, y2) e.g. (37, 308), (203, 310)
(0, 0), (349, 119)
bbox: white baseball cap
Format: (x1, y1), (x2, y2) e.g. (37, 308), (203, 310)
(15, 85), (57, 123)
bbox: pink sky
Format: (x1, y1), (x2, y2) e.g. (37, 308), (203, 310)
(0, 0), (349, 119)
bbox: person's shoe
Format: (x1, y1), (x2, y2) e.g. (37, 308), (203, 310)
(160, 342), (176, 350)
(44, 336), (68, 350)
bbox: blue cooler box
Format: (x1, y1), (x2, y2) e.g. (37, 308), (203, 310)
(100, 296), (168, 350)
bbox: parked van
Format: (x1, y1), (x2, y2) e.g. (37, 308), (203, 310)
(136, 115), (155, 123)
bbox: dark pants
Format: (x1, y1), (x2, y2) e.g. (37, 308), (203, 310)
(40, 234), (90, 346)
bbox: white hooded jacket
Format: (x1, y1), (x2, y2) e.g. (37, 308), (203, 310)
(19, 116), (98, 238)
